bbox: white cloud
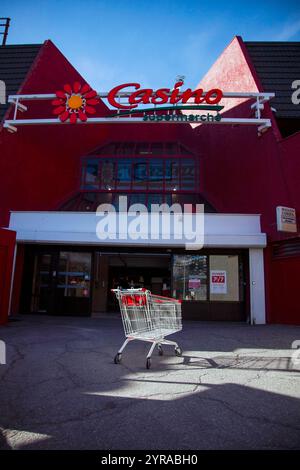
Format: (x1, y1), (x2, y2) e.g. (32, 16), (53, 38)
(275, 18), (300, 40)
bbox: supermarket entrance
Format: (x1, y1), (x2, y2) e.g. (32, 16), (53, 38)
(106, 254), (171, 311)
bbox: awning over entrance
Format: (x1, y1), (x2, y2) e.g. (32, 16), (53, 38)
(8, 211), (267, 324)
(9, 212), (266, 248)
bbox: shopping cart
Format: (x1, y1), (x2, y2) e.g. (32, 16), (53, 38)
(112, 288), (182, 369)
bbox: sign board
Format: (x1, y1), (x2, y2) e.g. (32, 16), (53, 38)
(188, 278), (201, 289)
(3, 79), (275, 134)
(276, 206), (297, 233)
(210, 270), (227, 294)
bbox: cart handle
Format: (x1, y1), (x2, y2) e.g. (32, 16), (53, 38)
(111, 287), (149, 293)
(111, 288), (181, 304)
(149, 294), (182, 304)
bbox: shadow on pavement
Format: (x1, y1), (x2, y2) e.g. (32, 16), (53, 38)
(0, 316), (300, 450)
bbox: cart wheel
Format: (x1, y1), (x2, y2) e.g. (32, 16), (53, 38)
(114, 353), (122, 364)
(175, 346), (182, 357)
(158, 345), (163, 356)
(146, 358), (151, 369)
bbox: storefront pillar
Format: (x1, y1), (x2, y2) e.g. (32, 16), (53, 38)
(0, 228), (16, 325)
(249, 248), (266, 324)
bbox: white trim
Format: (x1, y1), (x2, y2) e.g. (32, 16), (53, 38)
(249, 248), (266, 324)
(9, 211), (266, 248)
(4, 90), (275, 134)
(3, 117), (272, 127)
(7, 91), (275, 100)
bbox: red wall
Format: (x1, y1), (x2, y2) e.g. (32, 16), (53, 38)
(278, 131), (300, 219)
(192, 36), (300, 239)
(0, 228), (16, 325)
(0, 39), (195, 315)
(191, 36), (300, 324)
(0, 40), (195, 228)
(266, 247), (300, 324)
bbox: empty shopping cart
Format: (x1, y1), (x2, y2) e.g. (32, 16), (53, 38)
(112, 288), (182, 369)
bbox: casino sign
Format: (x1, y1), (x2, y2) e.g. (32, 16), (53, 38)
(3, 79), (274, 134)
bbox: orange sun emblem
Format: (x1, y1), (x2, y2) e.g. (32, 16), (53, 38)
(52, 82), (99, 123)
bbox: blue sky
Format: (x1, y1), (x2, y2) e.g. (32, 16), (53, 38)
(1, 0), (300, 90)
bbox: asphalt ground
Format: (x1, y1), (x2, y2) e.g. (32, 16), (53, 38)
(0, 315), (299, 450)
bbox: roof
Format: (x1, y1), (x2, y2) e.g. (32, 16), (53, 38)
(0, 43), (42, 122)
(245, 41), (300, 119)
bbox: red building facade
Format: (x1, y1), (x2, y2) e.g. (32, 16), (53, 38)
(192, 37), (300, 324)
(0, 36), (299, 324)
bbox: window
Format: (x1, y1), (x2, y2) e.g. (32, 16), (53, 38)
(81, 143), (197, 192)
(149, 159), (164, 189)
(83, 159), (99, 189)
(101, 159), (116, 190)
(57, 252), (92, 298)
(165, 159), (179, 190)
(82, 156), (197, 190)
(132, 159), (148, 190)
(172, 254), (242, 302)
(209, 255), (240, 301)
(181, 159), (195, 190)
(173, 255), (208, 300)
(147, 193), (168, 209)
(117, 159), (132, 189)
(129, 193), (147, 207)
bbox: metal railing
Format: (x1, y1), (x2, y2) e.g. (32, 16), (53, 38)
(0, 18), (10, 46)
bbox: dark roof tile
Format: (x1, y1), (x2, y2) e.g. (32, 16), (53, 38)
(0, 44), (42, 122)
(245, 41), (300, 119)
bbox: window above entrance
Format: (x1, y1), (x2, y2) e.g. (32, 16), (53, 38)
(81, 156), (196, 192)
(80, 141), (198, 192)
(58, 142), (216, 212)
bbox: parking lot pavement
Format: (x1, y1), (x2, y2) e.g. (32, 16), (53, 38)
(0, 315), (300, 450)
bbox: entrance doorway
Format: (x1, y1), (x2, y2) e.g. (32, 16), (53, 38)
(31, 251), (92, 316)
(20, 246), (248, 321)
(106, 254), (171, 311)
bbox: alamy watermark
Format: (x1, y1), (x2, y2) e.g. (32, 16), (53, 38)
(95, 196), (204, 250)
(291, 80), (300, 105)
(0, 340), (6, 365)
(0, 80), (6, 105)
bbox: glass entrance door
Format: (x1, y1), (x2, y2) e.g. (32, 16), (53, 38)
(173, 255), (208, 301)
(32, 250), (92, 316)
(55, 252), (92, 315)
(32, 252), (57, 313)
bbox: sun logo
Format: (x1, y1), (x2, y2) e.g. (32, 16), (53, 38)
(52, 82), (99, 123)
